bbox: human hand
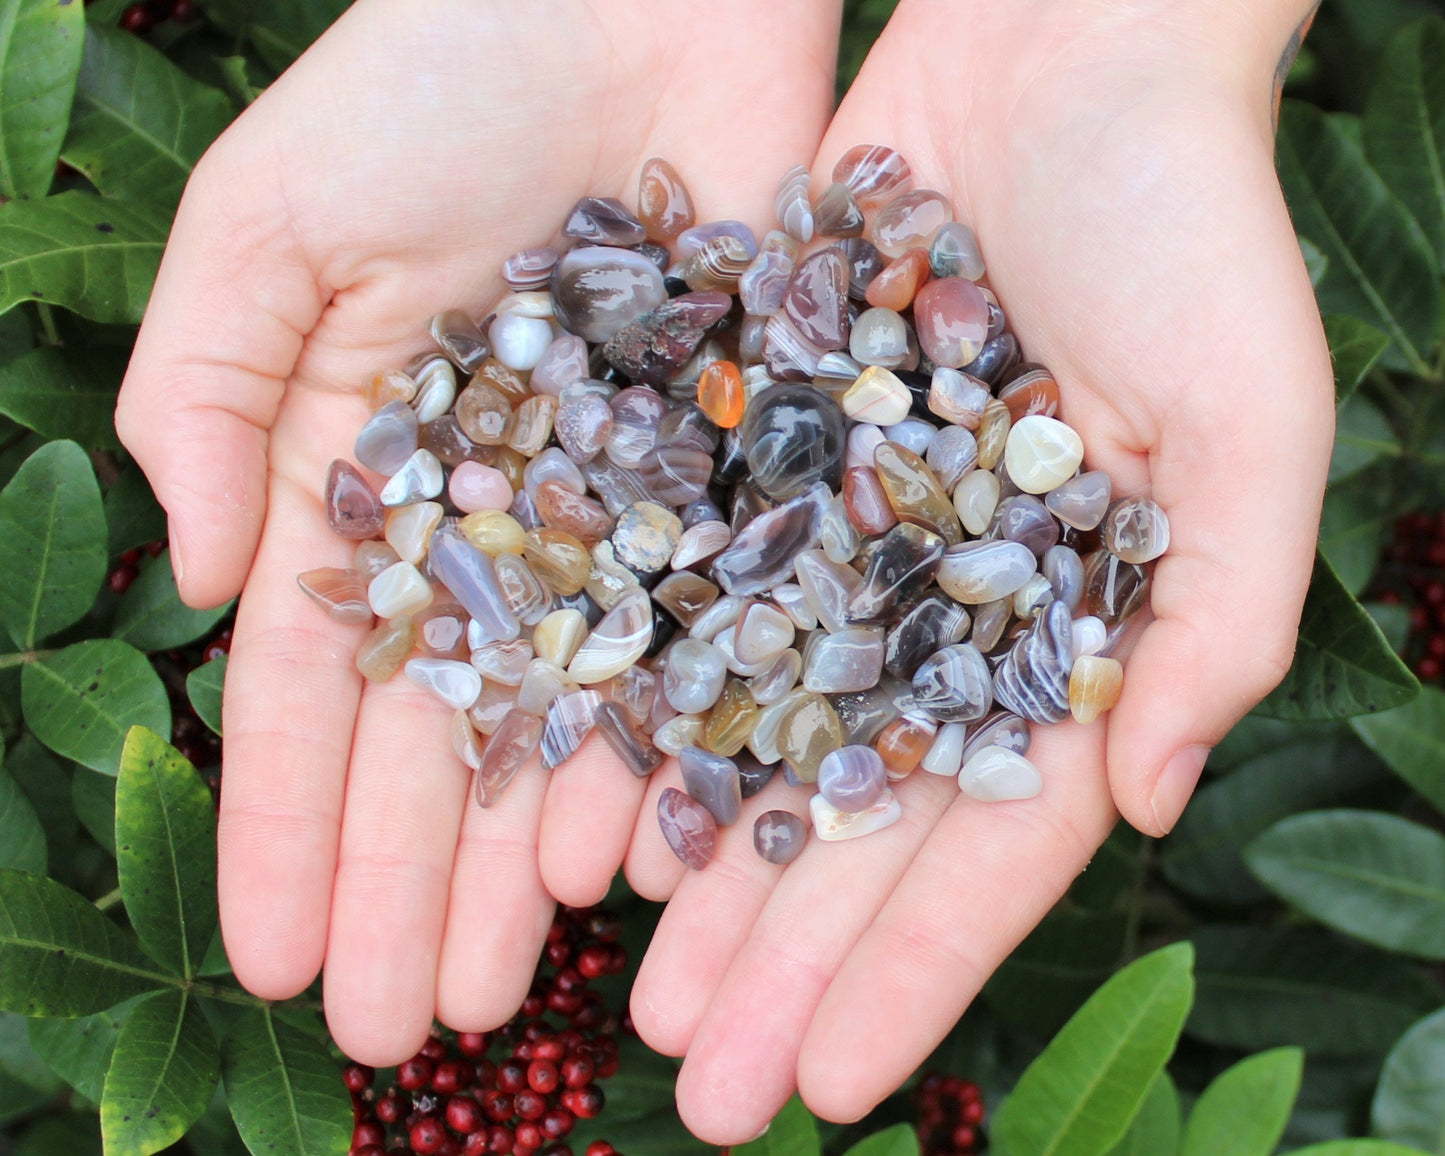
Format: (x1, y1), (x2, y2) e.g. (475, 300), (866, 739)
(114, 0), (842, 1065)
(619, 0), (1335, 1141)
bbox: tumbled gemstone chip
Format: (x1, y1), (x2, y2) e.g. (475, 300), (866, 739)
(325, 461), (385, 539)
(680, 747), (742, 826)
(595, 701), (663, 776)
(809, 789), (902, 841)
(298, 567), (372, 624)
(817, 745), (887, 812)
(753, 810), (808, 864)
(658, 787), (718, 870)
(958, 747), (1042, 802)
(1102, 497), (1171, 564)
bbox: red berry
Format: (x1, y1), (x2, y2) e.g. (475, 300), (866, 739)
(353, 1147), (387, 1156)
(570, 1085), (604, 1119)
(497, 1061), (527, 1094)
(585, 1143), (616, 1156)
(575, 945), (610, 979)
(486, 1124), (515, 1153)
(120, 548), (142, 566)
(1420, 656), (1442, 680)
(398, 1057), (434, 1091)
(951, 1123), (977, 1148)
(547, 990), (584, 1015)
(541, 1107), (575, 1139)
(375, 1091), (404, 1124)
(421, 1037), (448, 1062)
(546, 919), (568, 944)
(560, 1056), (594, 1089)
(515, 1121), (544, 1149)
(448, 1095), (486, 1134)
(515, 1087), (547, 1120)
(343, 1063), (375, 1094)
(533, 1038), (566, 1063)
(170, 0), (196, 18)
(457, 1031), (490, 1057)
(960, 1098), (985, 1125)
(351, 1120), (385, 1148)
(546, 941), (571, 968)
(480, 1090), (514, 1122)
(464, 1133), (490, 1156)
(411, 1116), (449, 1156)
(108, 565), (138, 594)
(527, 1060), (559, 1095)
(119, 5), (153, 33)
(433, 1060), (475, 1094)
(554, 968), (586, 995)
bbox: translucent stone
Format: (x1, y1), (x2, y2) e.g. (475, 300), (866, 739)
(415, 599), (468, 660)
(550, 245), (667, 343)
(663, 637), (728, 713)
(451, 710), (484, 772)
(502, 246), (558, 293)
(517, 659), (579, 716)
(528, 334), (589, 398)
(606, 386), (667, 468)
(651, 571), (718, 628)
(1045, 470), (1111, 531)
(613, 664), (656, 726)
(448, 462), (512, 514)
(325, 461), (385, 540)
(1070, 654), (1124, 724)
(845, 422), (885, 471)
(998, 494), (1061, 556)
(849, 306), (911, 370)
(1102, 497), (1171, 564)
(562, 195), (646, 246)
(540, 688), (603, 769)
(884, 593), (971, 679)
(959, 747), (1042, 802)
(1082, 548), (1152, 622)
(929, 221), (985, 281)
(846, 522), (945, 626)
(468, 680), (518, 735)
(996, 363), (1055, 414)
(975, 399), (1012, 470)
(297, 567), (372, 625)
(762, 310), (824, 381)
(1043, 545), (1086, 612)
(865, 248), (930, 312)
(1013, 573), (1054, 619)
(698, 360), (746, 428)
(819, 494), (860, 564)
(841, 236), (886, 300)
(604, 291), (732, 386)
(875, 714), (936, 778)
(926, 426), (979, 492)
(688, 594), (743, 642)
(773, 163), (814, 244)
(429, 527), (521, 642)
(813, 181), (864, 238)
(884, 416), (936, 456)
(731, 602), (794, 665)
(802, 627), (885, 694)
(364, 368), (417, 410)
(775, 691), (844, 783)
(406, 657), (482, 710)
(961, 712), (1031, 763)
(711, 625), (770, 679)
(682, 236), (752, 294)
(810, 789), (902, 841)
(748, 687), (807, 763)
(920, 721), (969, 775)
(476, 709), (543, 807)
(566, 588), (651, 683)
(595, 700), (663, 776)
(470, 638), (532, 686)
(741, 386), (845, 501)
(912, 643), (993, 723)
(913, 276), (988, 368)
(638, 443), (711, 506)
(658, 787), (717, 870)
(354, 539), (401, 581)
(842, 466), (897, 536)
(1004, 415), (1085, 495)
(936, 539), (1036, 604)
(454, 381), (513, 446)
(638, 157), (695, 242)
(472, 356), (531, 406)
(677, 220), (758, 261)
(870, 189), (952, 259)
(703, 678), (759, 757)
(369, 561), (433, 618)
(411, 357), (457, 423)
(772, 583), (818, 631)
(554, 394), (613, 463)
(841, 365), (910, 426)
(429, 310), (489, 373)
(817, 745), (887, 812)
(753, 811), (807, 864)
(418, 415), (490, 469)
(834, 145), (914, 208)
(782, 248), (848, 351)
(458, 509), (526, 556)
(992, 600), (1073, 724)
(506, 395), (556, 457)
(534, 482), (612, 547)
(671, 520), (731, 572)
(873, 441), (963, 545)
(654, 712), (705, 756)
(520, 529), (588, 596)
(493, 291), (553, 320)
(929, 367), (990, 430)
(379, 449), (444, 507)
(953, 470), (1000, 536)
(747, 647), (801, 706)
(356, 615), (414, 682)
(355, 400), (419, 475)
(971, 597), (1013, 653)
(528, 609), (583, 669)
(793, 548), (861, 633)
(1072, 615), (1107, 658)
(714, 482), (830, 596)
(677, 747), (740, 825)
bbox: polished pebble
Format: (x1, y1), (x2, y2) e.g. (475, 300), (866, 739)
(810, 789), (902, 841)
(753, 811), (808, 864)
(658, 787), (717, 869)
(958, 747), (1042, 802)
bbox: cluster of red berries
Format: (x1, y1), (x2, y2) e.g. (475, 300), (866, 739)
(1376, 511), (1445, 682)
(345, 905), (629, 1156)
(106, 537), (167, 596)
(115, 0), (197, 34)
(913, 1072), (985, 1156)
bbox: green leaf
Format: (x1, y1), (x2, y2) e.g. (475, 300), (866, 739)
(101, 988), (219, 1156)
(1330, 395), (1397, 484)
(187, 655), (225, 736)
(1102, 1070), (1179, 1156)
(213, 54), (259, 107)
(71, 765), (115, 855)
(1320, 466), (1396, 596)
(0, 763), (46, 873)
(60, 23), (233, 206)
(843, 1124), (921, 1156)
(1160, 738), (1385, 904)
(113, 551), (232, 652)
(1291, 1144), (1434, 1155)
(1324, 313), (1390, 404)
(1188, 924), (1439, 1056)
(1254, 550), (1419, 719)
(115, 727), (217, 978)
(221, 1004), (351, 1156)
(0, 345), (124, 450)
(0, 438), (106, 648)
(1277, 101), (1439, 376)
(0, 867), (165, 1016)
(104, 466), (165, 558)
(1368, 600), (1413, 655)
(1353, 686), (1445, 813)
(991, 943), (1194, 1156)
(28, 995), (142, 1102)
(1301, 237), (1329, 286)
(1246, 809), (1445, 958)
(733, 1096), (820, 1156)
(22, 639), (170, 776)
(5, 734), (74, 874)
(984, 910), (1128, 1035)
(568, 1036), (710, 1155)
(0, 191), (169, 324)
(1363, 18), (1445, 267)
(13, 1112), (102, 1156)
(1179, 1048), (1302, 1156)
(0, 1010), (64, 1091)
(194, 0), (350, 72)
(1372, 1006), (1445, 1152)
(0, 0), (86, 200)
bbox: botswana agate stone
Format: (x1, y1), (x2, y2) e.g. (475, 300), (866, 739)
(741, 385), (846, 500)
(658, 787), (717, 870)
(992, 600), (1073, 724)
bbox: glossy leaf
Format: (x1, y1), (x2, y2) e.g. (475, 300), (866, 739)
(221, 1004), (351, 1156)
(4, 735), (73, 876)
(1320, 465), (1396, 596)
(186, 655), (225, 737)
(194, 0), (351, 72)
(22, 639), (170, 776)
(0, 438), (106, 648)
(1179, 1048), (1302, 1156)
(1102, 1070), (1179, 1156)
(992, 943), (1194, 1156)
(1246, 809), (1445, 958)
(984, 910), (1128, 1034)
(101, 988), (219, 1156)
(104, 466), (165, 558)
(1160, 738), (1384, 904)
(1371, 1006), (1445, 1152)
(60, 23), (232, 206)
(28, 995), (141, 1102)
(1277, 100), (1438, 375)
(115, 727), (217, 979)
(1254, 550), (1419, 719)
(733, 1096), (821, 1156)
(71, 765), (115, 855)
(0, 763), (45, 873)
(1330, 395), (1397, 484)
(843, 1124), (920, 1156)
(1324, 313), (1390, 404)
(1352, 686), (1445, 813)
(0, 0), (85, 199)
(1291, 1145), (1434, 1155)
(0, 192), (168, 324)
(0, 867), (164, 1016)
(1364, 18), (1445, 265)
(112, 551), (232, 652)
(0, 345), (123, 450)
(1188, 924), (1439, 1056)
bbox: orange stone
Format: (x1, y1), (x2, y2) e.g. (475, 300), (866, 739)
(697, 360), (746, 428)
(865, 248), (931, 312)
(874, 715), (936, 778)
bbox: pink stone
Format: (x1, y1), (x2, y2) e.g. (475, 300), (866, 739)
(913, 277), (989, 369)
(657, 787), (717, 870)
(449, 461), (513, 512)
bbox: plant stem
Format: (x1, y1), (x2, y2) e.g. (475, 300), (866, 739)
(93, 887), (123, 912)
(35, 303), (60, 347)
(1119, 837), (1154, 964)
(0, 649), (52, 670)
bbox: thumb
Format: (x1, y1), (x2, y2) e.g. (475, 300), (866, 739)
(115, 133), (322, 609)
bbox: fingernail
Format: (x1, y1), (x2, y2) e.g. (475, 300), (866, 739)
(169, 527), (184, 587)
(747, 1123), (771, 1142)
(1149, 744), (1209, 835)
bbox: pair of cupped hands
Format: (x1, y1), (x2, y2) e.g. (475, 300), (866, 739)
(115, 0), (1333, 1143)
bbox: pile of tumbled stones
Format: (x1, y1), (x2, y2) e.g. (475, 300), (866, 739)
(299, 146), (1170, 872)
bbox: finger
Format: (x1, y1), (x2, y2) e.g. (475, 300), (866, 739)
(323, 676), (470, 1065)
(795, 722), (1116, 1121)
(622, 758), (688, 902)
(671, 772), (958, 1145)
(437, 751), (555, 1032)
